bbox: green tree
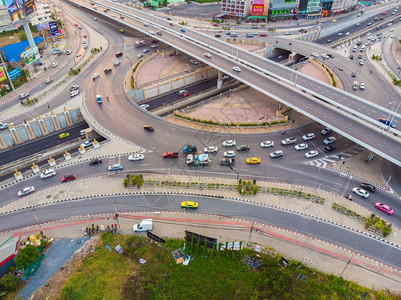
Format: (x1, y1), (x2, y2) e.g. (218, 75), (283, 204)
(0, 272), (21, 292)
(16, 244), (41, 269)
(20, 68), (31, 82)
(19, 31), (27, 41)
(163, 0), (168, 6)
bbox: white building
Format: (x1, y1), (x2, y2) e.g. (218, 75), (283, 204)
(221, 0), (252, 18)
(30, 3), (53, 26)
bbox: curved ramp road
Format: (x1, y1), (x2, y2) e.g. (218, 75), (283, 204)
(2, 194), (401, 269)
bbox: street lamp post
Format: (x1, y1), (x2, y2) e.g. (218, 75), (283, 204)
(126, 56), (132, 67)
(229, 166), (239, 181)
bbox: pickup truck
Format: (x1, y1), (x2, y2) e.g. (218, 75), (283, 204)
(96, 94), (102, 104)
(163, 152), (179, 158)
(281, 137), (297, 145)
(183, 145), (197, 154)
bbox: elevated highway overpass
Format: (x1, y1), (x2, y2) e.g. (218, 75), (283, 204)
(68, 0), (401, 167)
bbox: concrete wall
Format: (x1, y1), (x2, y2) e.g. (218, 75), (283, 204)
(144, 87), (159, 99)
(172, 78), (185, 90)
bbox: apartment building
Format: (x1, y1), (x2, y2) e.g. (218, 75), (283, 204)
(221, 0), (252, 18)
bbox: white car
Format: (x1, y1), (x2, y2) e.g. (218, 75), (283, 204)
(19, 93), (29, 99)
(18, 186), (35, 197)
(190, 59), (198, 65)
(205, 53), (212, 58)
(345, 32), (350, 36)
(305, 150), (318, 158)
(321, 128), (331, 135)
(149, 31), (155, 35)
(222, 75), (229, 80)
(260, 141), (274, 148)
(143, 48), (150, 53)
(224, 151), (235, 157)
(270, 150), (283, 158)
(223, 140), (236, 147)
(70, 90), (80, 97)
(151, 44), (158, 48)
(51, 62), (59, 68)
(390, 28), (394, 32)
(65, 50), (72, 55)
(144, 23), (149, 26)
(352, 187), (369, 198)
(40, 169), (56, 179)
(204, 146), (218, 153)
(0, 123), (10, 130)
(92, 73), (100, 79)
(233, 66), (241, 72)
(113, 60), (121, 66)
(323, 136), (336, 144)
(360, 83), (366, 90)
(140, 104), (149, 110)
(322, 54), (329, 59)
(390, 34), (395, 39)
(45, 78), (53, 84)
(81, 140), (93, 148)
(138, 53), (144, 58)
(294, 143), (308, 151)
(302, 133), (315, 141)
(83, 44), (88, 49)
(128, 154), (145, 161)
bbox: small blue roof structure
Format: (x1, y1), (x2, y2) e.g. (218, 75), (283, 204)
(0, 36), (44, 63)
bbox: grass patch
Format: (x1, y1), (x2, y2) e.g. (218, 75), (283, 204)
(58, 234), (395, 299)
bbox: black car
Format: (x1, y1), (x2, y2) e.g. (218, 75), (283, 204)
(350, 55), (354, 60)
(167, 17), (171, 20)
(104, 68), (112, 74)
(323, 146), (336, 153)
(351, 72), (357, 77)
(89, 158), (102, 166)
(237, 145), (250, 151)
(360, 183), (376, 192)
(328, 53), (334, 58)
(219, 158), (234, 166)
(143, 125), (154, 132)
(358, 54), (363, 59)
(115, 52), (123, 57)
(215, 34), (221, 38)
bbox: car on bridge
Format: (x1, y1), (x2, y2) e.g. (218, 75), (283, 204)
(18, 186), (35, 197)
(233, 66), (241, 72)
(205, 53), (212, 58)
(81, 140), (94, 148)
(59, 132), (69, 139)
(378, 118), (396, 128)
(375, 202), (394, 215)
(0, 123), (10, 130)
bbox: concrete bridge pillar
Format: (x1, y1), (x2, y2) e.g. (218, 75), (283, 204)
(23, 119), (36, 140)
(288, 52), (297, 62)
(9, 124), (22, 145)
(38, 115), (49, 136)
(217, 70), (223, 90)
(63, 106), (73, 127)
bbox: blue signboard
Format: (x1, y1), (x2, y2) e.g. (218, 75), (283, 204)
(9, 67), (21, 80)
(49, 21), (58, 36)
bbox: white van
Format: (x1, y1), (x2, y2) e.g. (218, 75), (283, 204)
(360, 45), (365, 52)
(133, 219), (153, 232)
(186, 154), (194, 165)
(178, 90), (188, 95)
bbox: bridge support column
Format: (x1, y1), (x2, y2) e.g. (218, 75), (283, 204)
(217, 70), (223, 90)
(364, 151), (375, 163)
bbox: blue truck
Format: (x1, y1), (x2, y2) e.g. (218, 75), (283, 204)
(96, 94), (102, 104)
(183, 145), (197, 154)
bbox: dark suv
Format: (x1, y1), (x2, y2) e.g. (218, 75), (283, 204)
(115, 52), (123, 57)
(323, 146), (336, 153)
(89, 158), (102, 166)
(104, 68), (112, 74)
(237, 145), (250, 151)
(360, 183), (376, 192)
(219, 158), (234, 166)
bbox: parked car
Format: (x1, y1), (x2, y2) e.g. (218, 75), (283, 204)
(305, 150), (318, 158)
(323, 145), (336, 152)
(80, 140), (94, 148)
(61, 174), (76, 182)
(204, 146), (218, 153)
(323, 136), (336, 144)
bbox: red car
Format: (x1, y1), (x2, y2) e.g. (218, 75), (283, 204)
(61, 174), (76, 182)
(382, 11), (386, 15)
(170, 23), (174, 26)
(375, 202), (394, 215)
(213, 23), (219, 27)
(183, 93), (190, 98)
(259, 33), (267, 37)
(74, 23), (79, 26)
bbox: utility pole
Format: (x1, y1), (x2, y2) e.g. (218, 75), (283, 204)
(114, 199), (121, 232)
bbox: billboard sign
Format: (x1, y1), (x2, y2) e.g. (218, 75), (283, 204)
(0, 67), (7, 82)
(23, 48), (37, 64)
(4, 0), (24, 23)
(22, 0), (36, 16)
(252, 0), (265, 15)
(49, 21), (58, 36)
(8, 67), (21, 80)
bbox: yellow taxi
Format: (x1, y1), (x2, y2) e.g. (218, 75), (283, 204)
(246, 157), (261, 164)
(181, 201), (199, 208)
(59, 132), (70, 139)
(332, 19), (337, 23)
